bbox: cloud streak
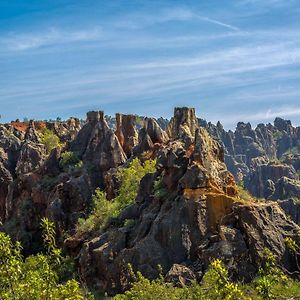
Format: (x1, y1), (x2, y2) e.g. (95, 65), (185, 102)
(2, 27), (104, 51)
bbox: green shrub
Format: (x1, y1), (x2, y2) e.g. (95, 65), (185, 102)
(40, 128), (61, 153)
(76, 158), (156, 235)
(76, 189), (118, 234)
(0, 218), (92, 300)
(201, 259), (244, 300)
(253, 248), (288, 300)
(113, 259), (244, 300)
(59, 151), (83, 173)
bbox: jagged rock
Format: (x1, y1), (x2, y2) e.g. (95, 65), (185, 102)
(78, 108), (240, 294)
(156, 117), (169, 130)
(15, 142), (46, 175)
(144, 118), (168, 144)
(1, 107), (300, 297)
(165, 264), (196, 287)
(115, 114), (138, 157)
(167, 107), (198, 146)
(233, 202), (299, 271)
(245, 162), (298, 198)
(71, 111), (127, 188)
(46, 173), (93, 236)
(274, 117), (293, 132)
(47, 117), (81, 142)
(0, 162), (13, 222)
(270, 177), (300, 200)
(40, 147), (62, 176)
(24, 121), (40, 143)
(279, 198), (300, 224)
(283, 154), (300, 172)
(133, 118), (168, 156)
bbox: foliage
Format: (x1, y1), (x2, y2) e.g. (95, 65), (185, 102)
(201, 259), (244, 300)
(0, 218), (92, 300)
(114, 158), (156, 208)
(237, 183), (255, 202)
(39, 128), (61, 153)
(76, 189), (118, 234)
(153, 176), (168, 199)
(59, 151), (83, 173)
(113, 260), (244, 300)
(76, 158), (156, 235)
(253, 248), (288, 300)
(111, 255), (300, 300)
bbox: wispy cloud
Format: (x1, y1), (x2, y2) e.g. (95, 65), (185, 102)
(2, 27), (104, 51)
(112, 7), (240, 31)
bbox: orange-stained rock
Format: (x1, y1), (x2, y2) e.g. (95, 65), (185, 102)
(115, 114), (138, 157)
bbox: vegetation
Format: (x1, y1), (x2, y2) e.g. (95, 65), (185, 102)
(237, 181), (256, 202)
(112, 251), (300, 300)
(59, 151), (83, 174)
(40, 128), (61, 153)
(0, 218), (91, 300)
(76, 158), (156, 235)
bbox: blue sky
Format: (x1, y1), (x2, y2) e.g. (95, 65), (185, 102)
(1, 0), (300, 128)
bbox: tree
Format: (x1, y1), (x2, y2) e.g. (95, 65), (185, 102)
(0, 218), (92, 300)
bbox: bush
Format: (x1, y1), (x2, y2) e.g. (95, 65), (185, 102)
(113, 260), (243, 300)
(76, 158), (156, 235)
(40, 128), (61, 153)
(114, 158), (156, 208)
(0, 218), (92, 300)
(59, 151), (83, 173)
(76, 189), (118, 234)
(253, 248), (288, 300)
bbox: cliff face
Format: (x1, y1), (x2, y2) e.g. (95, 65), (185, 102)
(201, 118), (300, 202)
(0, 108), (299, 295)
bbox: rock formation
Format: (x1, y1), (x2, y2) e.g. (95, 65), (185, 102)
(201, 117), (300, 203)
(0, 107), (299, 296)
(75, 108), (299, 295)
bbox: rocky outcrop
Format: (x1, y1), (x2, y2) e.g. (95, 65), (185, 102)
(279, 198), (300, 224)
(1, 107), (300, 296)
(245, 162), (299, 199)
(77, 108), (300, 295)
(71, 111), (127, 188)
(201, 117), (300, 211)
(167, 107), (198, 145)
(15, 142), (46, 176)
(134, 118), (168, 155)
(0, 162), (13, 222)
(47, 117), (81, 142)
(115, 114), (139, 157)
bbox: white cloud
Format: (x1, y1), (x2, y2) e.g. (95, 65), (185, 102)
(2, 27), (104, 51)
(112, 7), (240, 31)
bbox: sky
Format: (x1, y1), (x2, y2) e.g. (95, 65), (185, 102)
(1, 0), (300, 129)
